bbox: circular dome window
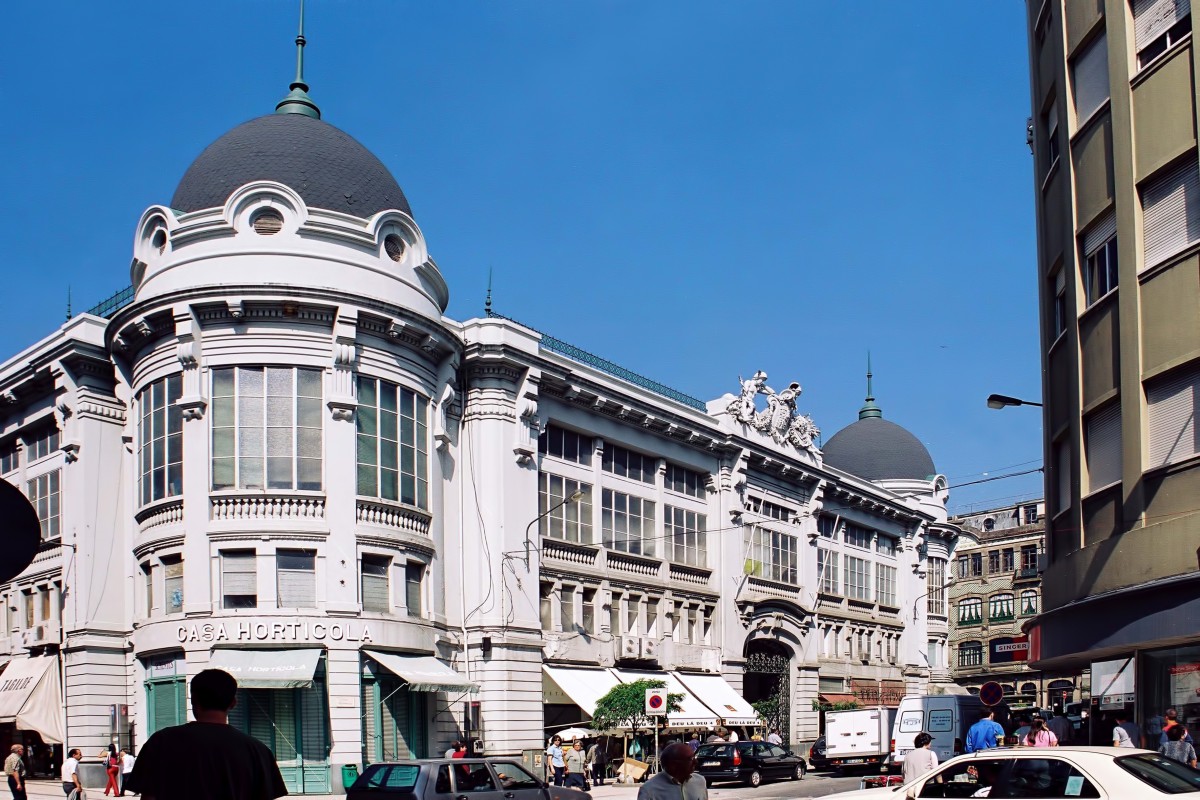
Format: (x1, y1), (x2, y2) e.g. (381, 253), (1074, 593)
(251, 209), (284, 236)
(151, 229), (167, 254)
(384, 233), (406, 262)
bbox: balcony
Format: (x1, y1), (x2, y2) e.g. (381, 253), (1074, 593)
(1014, 566), (1039, 581)
(988, 612), (1016, 624)
(667, 562), (713, 588)
(958, 614), (983, 627)
(541, 538), (601, 570)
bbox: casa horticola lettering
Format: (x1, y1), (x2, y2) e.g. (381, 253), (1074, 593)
(176, 621), (373, 644)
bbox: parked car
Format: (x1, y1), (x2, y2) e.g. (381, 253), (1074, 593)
(347, 759), (592, 800)
(808, 735), (830, 771)
(694, 741), (807, 787)
(824, 747), (1200, 798)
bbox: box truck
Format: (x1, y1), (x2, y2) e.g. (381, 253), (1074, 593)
(824, 706), (897, 772)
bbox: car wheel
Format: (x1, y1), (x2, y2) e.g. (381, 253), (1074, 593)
(793, 764), (805, 780)
(745, 769), (762, 788)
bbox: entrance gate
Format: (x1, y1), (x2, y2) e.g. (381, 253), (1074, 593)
(744, 643), (791, 743)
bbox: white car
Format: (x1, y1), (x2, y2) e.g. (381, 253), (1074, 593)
(826, 746), (1200, 798)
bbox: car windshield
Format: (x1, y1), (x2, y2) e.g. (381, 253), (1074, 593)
(1116, 753), (1200, 793)
(695, 745), (731, 758)
(357, 764), (421, 790)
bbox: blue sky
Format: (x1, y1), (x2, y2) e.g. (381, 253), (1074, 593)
(0, 2), (1042, 513)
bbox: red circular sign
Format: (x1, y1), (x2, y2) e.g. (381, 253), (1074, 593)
(648, 693), (664, 709)
(979, 681), (1004, 707)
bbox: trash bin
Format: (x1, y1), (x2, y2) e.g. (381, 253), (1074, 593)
(342, 764), (360, 789)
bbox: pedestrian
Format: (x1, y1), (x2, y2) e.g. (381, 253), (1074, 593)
(964, 709), (1005, 753)
(564, 740), (588, 789)
(117, 750), (134, 797)
(586, 739), (606, 786)
(445, 740), (462, 759)
(1160, 723), (1198, 768)
(724, 727), (739, 743)
(766, 729), (782, 746)
(1023, 717), (1058, 747)
(4, 745), (26, 800)
(1112, 712), (1138, 748)
(704, 730), (722, 743)
(452, 742), (467, 759)
(1161, 708), (1196, 747)
(123, 668), (287, 800)
(686, 733), (700, 752)
(61, 748), (83, 800)
(1047, 707), (1073, 746)
(1013, 715), (1032, 743)
(901, 733), (938, 784)
(637, 743), (707, 800)
(100, 745), (120, 796)
(545, 736), (565, 787)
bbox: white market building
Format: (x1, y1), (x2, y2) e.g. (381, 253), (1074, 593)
(0, 47), (962, 795)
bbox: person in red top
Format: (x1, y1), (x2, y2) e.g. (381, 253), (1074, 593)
(452, 742), (467, 759)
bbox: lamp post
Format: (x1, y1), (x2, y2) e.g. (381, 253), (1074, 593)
(986, 394), (1043, 410)
(911, 576), (955, 621)
(524, 490), (584, 569)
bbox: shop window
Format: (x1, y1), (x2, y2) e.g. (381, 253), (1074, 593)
(221, 551), (257, 609)
(146, 676), (186, 735)
(163, 557), (183, 614)
(138, 374), (183, 505)
(231, 661), (331, 793)
(404, 562), (423, 618)
(362, 667), (427, 763)
(361, 556), (390, 614)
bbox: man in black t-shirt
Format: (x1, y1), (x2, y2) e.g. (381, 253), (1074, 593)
(125, 668), (288, 800)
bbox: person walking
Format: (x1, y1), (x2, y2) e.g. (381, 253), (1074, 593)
(4, 745), (26, 800)
(585, 739), (606, 786)
(1161, 709), (1195, 746)
(766, 729), (782, 746)
(444, 741), (462, 759)
(123, 668), (287, 800)
(1112, 712), (1138, 748)
(1160, 723), (1198, 768)
(686, 733), (700, 752)
(1047, 708), (1073, 746)
(61, 749), (83, 800)
(637, 743), (707, 800)
(564, 740), (588, 789)
(901, 733), (938, 784)
(1022, 717), (1058, 747)
(117, 750), (135, 797)
(545, 736), (565, 787)
(965, 709), (1005, 753)
(100, 745), (120, 796)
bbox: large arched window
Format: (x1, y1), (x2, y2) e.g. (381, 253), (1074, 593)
(1020, 682), (1038, 698)
(1020, 590), (1039, 616)
(957, 597), (983, 625)
(958, 641), (983, 667)
(988, 592), (1015, 621)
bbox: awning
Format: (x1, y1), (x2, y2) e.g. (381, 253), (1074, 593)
(365, 651), (478, 693)
(673, 672), (758, 726)
(0, 657), (63, 744)
(819, 693), (858, 705)
(542, 665), (622, 717)
(209, 648), (321, 689)
(610, 668), (717, 729)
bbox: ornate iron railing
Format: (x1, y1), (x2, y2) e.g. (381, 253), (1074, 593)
(86, 285), (135, 318)
(486, 310), (707, 411)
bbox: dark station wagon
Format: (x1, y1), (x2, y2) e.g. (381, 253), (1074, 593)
(348, 759), (592, 800)
(693, 741), (807, 787)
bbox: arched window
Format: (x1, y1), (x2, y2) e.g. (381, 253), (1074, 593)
(1000, 684), (1017, 694)
(1020, 590), (1039, 616)
(958, 641), (983, 667)
(1020, 682), (1038, 697)
(988, 593), (1015, 621)
(957, 597), (983, 625)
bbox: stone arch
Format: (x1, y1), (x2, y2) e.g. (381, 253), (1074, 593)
(744, 637), (793, 743)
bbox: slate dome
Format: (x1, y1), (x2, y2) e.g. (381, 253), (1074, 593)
(170, 113), (411, 218)
(822, 416), (936, 482)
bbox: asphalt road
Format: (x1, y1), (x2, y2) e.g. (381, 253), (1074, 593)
(590, 771), (876, 800)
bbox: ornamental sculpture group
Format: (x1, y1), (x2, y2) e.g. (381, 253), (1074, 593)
(727, 371), (820, 455)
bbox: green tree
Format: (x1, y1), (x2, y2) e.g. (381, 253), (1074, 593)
(590, 679), (683, 763)
(751, 697), (781, 734)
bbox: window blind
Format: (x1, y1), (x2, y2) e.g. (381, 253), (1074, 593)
(1086, 403), (1122, 490)
(278, 551), (316, 608)
(1142, 158), (1200, 269)
(222, 553), (257, 595)
(1083, 208), (1117, 255)
(1072, 33), (1110, 122)
(362, 557), (390, 613)
(1147, 367), (1200, 467)
(1133, 0), (1191, 50)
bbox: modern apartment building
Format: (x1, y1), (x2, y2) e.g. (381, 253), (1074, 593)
(1023, 0), (1200, 732)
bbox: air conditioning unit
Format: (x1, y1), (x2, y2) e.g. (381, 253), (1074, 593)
(20, 630), (34, 648)
(662, 598), (676, 615)
(33, 621), (60, 645)
(619, 637), (640, 659)
(641, 637), (659, 659)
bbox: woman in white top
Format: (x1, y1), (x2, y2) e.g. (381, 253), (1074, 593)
(902, 733), (939, 784)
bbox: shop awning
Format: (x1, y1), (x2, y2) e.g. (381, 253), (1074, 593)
(0, 656), (63, 744)
(542, 665), (622, 718)
(611, 668), (717, 729)
(209, 648), (322, 689)
(819, 693), (858, 705)
(673, 672), (758, 726)
(364, 651), (478, 693)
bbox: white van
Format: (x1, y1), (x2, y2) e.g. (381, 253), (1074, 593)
(890, 694), (986, 769)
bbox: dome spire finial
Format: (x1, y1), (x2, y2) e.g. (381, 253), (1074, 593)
(484, 267), (494, 315)
(859, 351), (882, 420)
(276, 0), (321, 119)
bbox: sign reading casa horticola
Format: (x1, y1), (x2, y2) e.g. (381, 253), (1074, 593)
(727, 371), (820, 455)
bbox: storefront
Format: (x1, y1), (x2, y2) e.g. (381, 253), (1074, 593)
(0, 656), (63, 778)
(360, 651), (476, 764)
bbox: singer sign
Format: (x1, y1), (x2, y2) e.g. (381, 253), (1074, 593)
(989, 636), (1029, 664)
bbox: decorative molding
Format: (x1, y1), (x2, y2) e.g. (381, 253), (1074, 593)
(178, 397), (208, 421)
(135, 498), (185, 533)
(726, 370), (820, 456)
(356, 499), (432, 537)
(327, 399), (356, 422)
(211, 493), (326, 522)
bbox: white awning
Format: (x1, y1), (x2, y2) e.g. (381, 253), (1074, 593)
(542, 665), (622, 717)
(209, 648), (322, 689)
(0, 657), (63, 744)
(673, 672), (758, 726)
(364, 651), (478, 693)
(610, 668), (717, 729)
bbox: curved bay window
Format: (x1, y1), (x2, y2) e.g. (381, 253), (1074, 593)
(139, 375), (183, 504)
(958, 597), (983, 625)
(988, 593), (1016, 622)
(356, 376), (428, 508)
(958, 641), (983, 668)
(212, 367), (323, 491)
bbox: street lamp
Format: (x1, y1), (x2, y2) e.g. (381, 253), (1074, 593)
(987, 394), (1043, 410)
(912, 576), (955, 621)
(524, 490), (584, 568)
